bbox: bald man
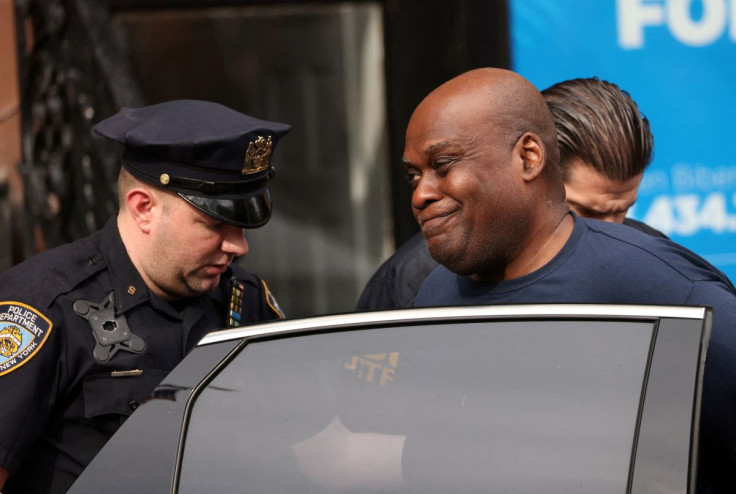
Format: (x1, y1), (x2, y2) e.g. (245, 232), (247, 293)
(357, 76), (669, 311)
(406, 68), (736, 493)
(405, 68), (569, 279)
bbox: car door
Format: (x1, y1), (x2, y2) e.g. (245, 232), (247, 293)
(69, 304), (711, 494)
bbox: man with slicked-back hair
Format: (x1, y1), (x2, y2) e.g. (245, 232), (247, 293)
(544, 77), (662, 231)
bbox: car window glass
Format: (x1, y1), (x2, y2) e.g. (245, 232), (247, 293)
(178, 320), (653, 493)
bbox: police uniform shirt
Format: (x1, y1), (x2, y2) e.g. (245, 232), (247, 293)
(0, 217), (282, 494)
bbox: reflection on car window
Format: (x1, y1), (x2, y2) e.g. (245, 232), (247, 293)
(178, 320), (653, 493)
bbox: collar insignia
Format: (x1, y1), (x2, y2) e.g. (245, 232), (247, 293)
(242, 135), (273, 175)
(227, 278), (245, 328)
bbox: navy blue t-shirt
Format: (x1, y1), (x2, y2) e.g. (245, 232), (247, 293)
(357, 217), (667, 311)
(415, 214), (736, 494)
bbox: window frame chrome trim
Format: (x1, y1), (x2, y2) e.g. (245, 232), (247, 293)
(199, 304), (708, 346)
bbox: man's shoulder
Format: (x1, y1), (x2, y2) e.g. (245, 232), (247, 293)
(0, 231), (105, 306)
(579, 216), (674, 260)
(0, 235), (105, 382)
(579, 217), (734, 289)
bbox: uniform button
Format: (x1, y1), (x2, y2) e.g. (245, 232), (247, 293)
(129, 400), (139, 410)
(127, 286), (136, 295)
(87, 257), (98, 265)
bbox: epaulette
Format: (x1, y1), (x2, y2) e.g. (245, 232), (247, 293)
(0, 237), (107, 310)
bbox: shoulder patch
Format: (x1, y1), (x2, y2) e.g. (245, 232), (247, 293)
(0, 302), (54, 376)
(261, 280), (285, 319)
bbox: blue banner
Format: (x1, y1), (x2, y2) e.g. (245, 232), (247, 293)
(510, 0), (736, 281)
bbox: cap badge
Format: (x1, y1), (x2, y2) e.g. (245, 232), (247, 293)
(242, 135), (273, 175)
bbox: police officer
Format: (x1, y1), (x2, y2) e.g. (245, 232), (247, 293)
(0, 100), (290, 493)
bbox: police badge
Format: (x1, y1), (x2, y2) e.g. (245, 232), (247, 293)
(242, 135), (273, 175)
(0, 302), (53, 376)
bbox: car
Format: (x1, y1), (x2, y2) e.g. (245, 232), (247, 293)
(68, 304), (711, 493)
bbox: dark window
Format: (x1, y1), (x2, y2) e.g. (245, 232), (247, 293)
(179, 320), (654, 493)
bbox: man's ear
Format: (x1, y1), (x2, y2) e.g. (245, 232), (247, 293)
(517, 132), (546, 182)
(124, 187), (158, 234)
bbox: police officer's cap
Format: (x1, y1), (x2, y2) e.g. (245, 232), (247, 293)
(93, 100), (290, 228)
